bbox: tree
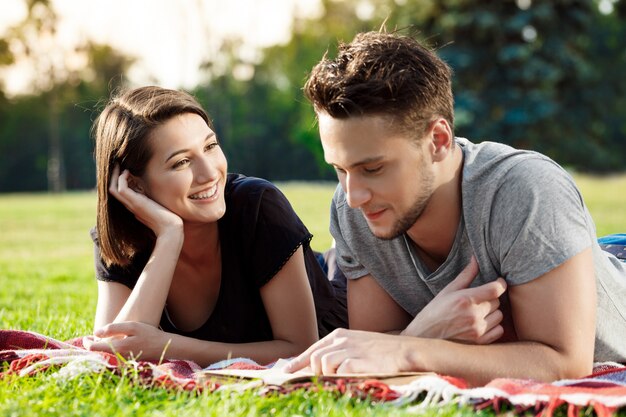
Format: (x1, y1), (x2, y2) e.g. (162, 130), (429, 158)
(1, 0), (134, 192)
(225, 0), (626, 173)
(0, 0), (134, 192)
(372, 0), (626, 171)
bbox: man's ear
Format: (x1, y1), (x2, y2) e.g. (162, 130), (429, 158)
(430, 118), (453, 162)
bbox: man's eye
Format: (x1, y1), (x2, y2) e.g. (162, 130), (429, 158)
(364, 166), (382, 174)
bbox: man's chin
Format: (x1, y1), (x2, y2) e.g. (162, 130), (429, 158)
(367, 223), (400, 241)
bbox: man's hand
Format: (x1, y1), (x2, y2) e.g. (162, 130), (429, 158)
(284, 328), (414, 375)
(401, 257), (507, 344)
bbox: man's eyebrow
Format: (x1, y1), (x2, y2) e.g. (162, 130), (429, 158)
(164, 132), (215, 162)
(346, 156), (384, 169)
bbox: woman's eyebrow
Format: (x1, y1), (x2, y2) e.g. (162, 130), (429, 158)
(164, 132), (216, 163)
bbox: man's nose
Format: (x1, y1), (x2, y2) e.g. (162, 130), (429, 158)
(344, 174), (371, 208)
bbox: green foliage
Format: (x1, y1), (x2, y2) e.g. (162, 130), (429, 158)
(332, 0), (626, 172)
(1, 0), (626, 192)
(0, 96), (49, 191)
(421, 0), (626, 173)
(193, 71), (335, 181)
(0, 0), (133, 192)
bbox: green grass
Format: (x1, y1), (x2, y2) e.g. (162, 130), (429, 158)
(1, 176), (625, 416)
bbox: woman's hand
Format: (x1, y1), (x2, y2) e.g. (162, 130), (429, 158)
(86, 321), (174, 361)
(109, 165), (183, 237)
(401, 257), (507, 344)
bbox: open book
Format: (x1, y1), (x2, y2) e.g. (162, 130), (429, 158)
(198, 359), (432, 386)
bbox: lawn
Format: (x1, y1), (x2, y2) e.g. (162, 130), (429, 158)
(0, 175), (625, 416)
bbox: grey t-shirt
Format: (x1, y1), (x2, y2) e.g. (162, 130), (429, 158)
(330, 137), (626, 362)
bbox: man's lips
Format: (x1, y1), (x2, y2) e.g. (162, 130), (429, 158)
(363, 208), (385, 221)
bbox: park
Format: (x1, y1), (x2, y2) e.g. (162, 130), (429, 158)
(1, 0), (626, 416)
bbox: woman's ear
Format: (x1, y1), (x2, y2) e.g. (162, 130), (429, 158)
(127, 174), (146, 194)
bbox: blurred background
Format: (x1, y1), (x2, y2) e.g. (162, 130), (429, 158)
(0, 0), (625, 193)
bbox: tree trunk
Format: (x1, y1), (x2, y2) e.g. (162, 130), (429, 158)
(47, 91), (65, 193)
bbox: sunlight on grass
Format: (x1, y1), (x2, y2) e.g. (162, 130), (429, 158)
(0, 176), (624, 417)
(276, 181), (338, 251)
(571, 174), (626, 237)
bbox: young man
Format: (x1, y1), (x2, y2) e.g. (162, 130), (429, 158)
(285, 31), (626, 386)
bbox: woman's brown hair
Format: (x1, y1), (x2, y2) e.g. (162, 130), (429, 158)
(92, 86), (212, 267)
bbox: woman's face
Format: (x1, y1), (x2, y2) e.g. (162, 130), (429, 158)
(138, 113), (228, 225)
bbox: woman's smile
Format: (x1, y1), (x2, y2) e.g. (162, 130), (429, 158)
(189, 184), (218, 201)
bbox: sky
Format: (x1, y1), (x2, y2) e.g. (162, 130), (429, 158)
(0, 0), (322, 95)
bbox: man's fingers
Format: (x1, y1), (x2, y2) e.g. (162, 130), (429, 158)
(468, 277), (507, 303)
(284, 333), (337, 373)
(316, 349), (348, 375)
(476, 323), (504, 344)
(441, 256), (479, 293)
(485, 308), (504, 330)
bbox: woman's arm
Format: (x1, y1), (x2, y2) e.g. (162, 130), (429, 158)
(95, 166), (184, 328)
(89, 247), (320, 365)
(111, 230), (183, 326)
(94, 281), (131, 330)
(257, 246), (319, 359)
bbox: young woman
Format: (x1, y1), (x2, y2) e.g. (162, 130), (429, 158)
(86, 86), (346, 366)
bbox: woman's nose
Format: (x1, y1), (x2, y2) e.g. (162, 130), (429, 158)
(194, 154), (217, 184)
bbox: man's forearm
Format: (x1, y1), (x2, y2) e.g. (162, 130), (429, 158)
(402, 336), (592, 386)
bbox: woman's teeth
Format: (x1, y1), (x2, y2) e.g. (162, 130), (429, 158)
(189, 185), (216, 200)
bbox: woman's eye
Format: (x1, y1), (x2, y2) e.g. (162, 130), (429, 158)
(173, 159), (190, 169)
(205, 142), (219, 152)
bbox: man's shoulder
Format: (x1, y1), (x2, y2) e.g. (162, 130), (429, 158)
(459, 138), (567, 191)
(460, 137), (552, 168)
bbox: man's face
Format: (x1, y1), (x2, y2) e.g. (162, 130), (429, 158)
(319, 112), (436, 240)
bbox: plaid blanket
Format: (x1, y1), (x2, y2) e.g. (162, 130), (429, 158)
(0, 330), (396, 399)
(2, 330), (626, 415)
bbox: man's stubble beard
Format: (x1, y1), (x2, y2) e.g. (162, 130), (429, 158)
(374, 167), (435, 241)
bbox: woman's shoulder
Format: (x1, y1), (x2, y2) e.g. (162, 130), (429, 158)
(227, 173), (277, 191)
(224, 173), (300, 229)
(226, 173), (283, 203)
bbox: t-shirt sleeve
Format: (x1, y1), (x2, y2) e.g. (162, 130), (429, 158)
(488, 159), (593, 285)
(243, 183), (314, 288)
(329, 185), (370, 280)
(90, 227), (143, 289)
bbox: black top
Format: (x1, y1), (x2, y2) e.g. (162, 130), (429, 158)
(92, 174), (345, 343)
